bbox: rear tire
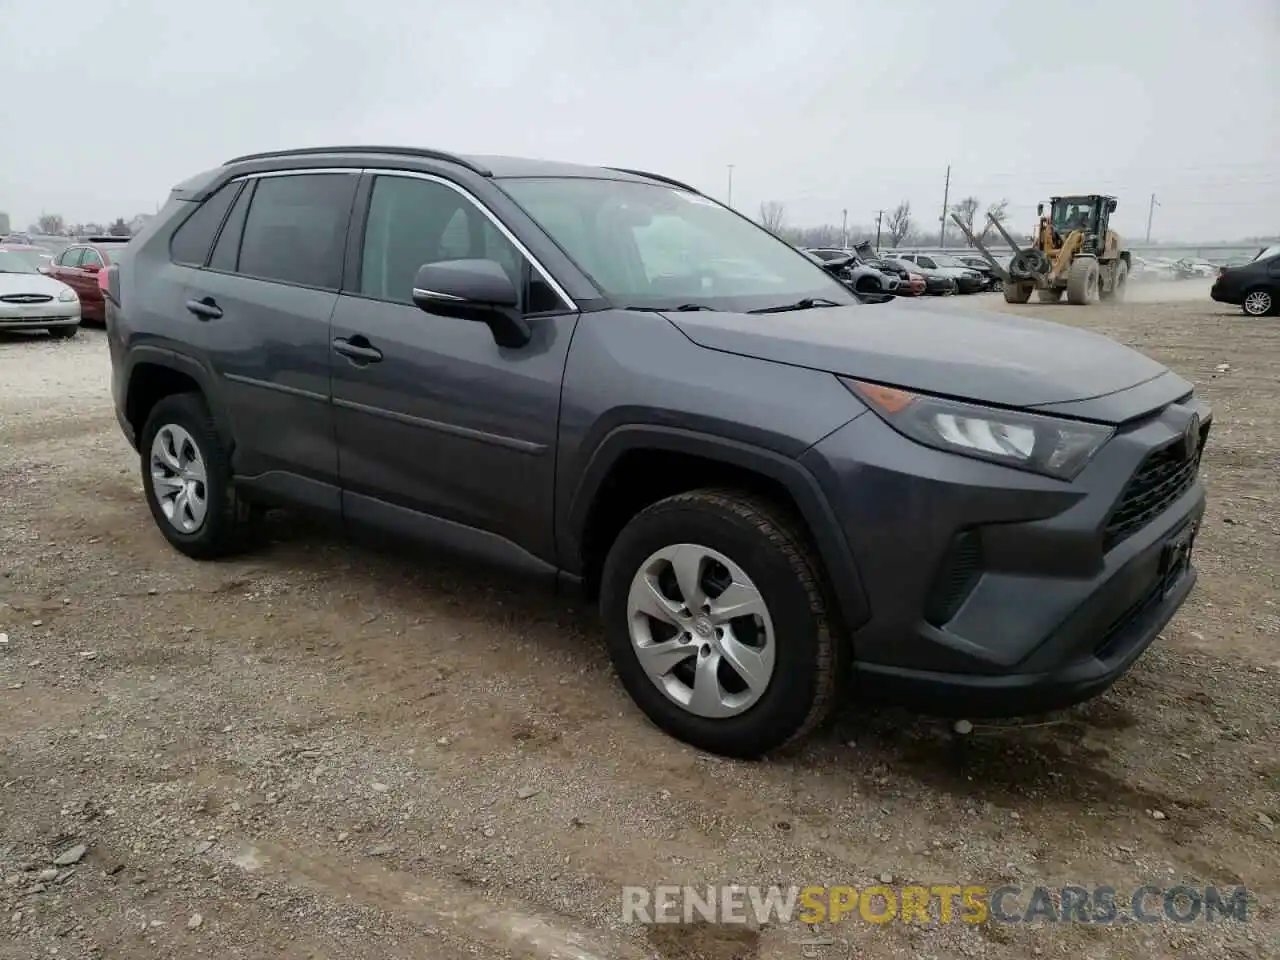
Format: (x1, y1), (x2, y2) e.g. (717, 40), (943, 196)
(47, 325), (78, 339)
(1100, 260), (1129, 302)
(599, 490), (839, 758)
(140, 393), (262, 560)
(1004, 282), (1034, 304)
(1036, 287), (1064, 303)
(1066, 257), (1100, 305)
(1242, 287), (1275, 317)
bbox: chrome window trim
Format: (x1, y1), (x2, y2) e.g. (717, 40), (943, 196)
(361, 169), (577, 311)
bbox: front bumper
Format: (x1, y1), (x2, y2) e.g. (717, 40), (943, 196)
(802, 394), (1211, 717)
(0, 301), (80, 330)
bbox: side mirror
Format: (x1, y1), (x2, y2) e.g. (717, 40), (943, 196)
(1036, 202), (1044, 216)
(411, 258), (531, 348)
(37, 265), (50, 274)
(1108, 199), (1118, 212)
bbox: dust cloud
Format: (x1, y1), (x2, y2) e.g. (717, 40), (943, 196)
(1124, 279), (1215, 303)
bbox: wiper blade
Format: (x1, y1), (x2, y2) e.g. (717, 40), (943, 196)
(624, 303), (718, 313)
(747, 297), (842, 315)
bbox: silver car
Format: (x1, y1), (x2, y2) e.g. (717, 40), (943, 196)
(0, 249), (81, 337)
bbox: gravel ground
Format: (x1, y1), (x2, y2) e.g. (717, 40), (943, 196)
(1, 293), (1277, 960)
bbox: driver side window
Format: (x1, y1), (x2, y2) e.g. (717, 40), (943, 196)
(917, 256), (936, 269)
(361, 175), (521, 305)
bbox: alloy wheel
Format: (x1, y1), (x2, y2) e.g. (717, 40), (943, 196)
(1243, 290), (1273, 316)
(626, 543), (776, 718)
(149, 424), (209, 533)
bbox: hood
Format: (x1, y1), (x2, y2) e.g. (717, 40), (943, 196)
(0, 271), (73, 297)
(665, 302), (1168, 413)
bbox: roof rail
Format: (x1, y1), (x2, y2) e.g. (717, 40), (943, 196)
(223, 145), (492, 176)
(607, 167), (701, 195)
(87, 235), (130, 243)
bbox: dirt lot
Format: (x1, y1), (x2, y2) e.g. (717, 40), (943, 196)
(2, 290), (1277, 959)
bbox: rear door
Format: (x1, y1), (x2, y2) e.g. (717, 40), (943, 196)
(181, 170), (358, 509)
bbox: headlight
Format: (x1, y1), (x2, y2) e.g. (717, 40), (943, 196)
(58, 288), (78, 302)
(842, 379), (1113, 480)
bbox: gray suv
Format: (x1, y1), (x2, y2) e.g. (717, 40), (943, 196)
(104, 145), (1210, 758)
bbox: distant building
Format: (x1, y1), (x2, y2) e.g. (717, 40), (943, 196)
(0, 211), (10, 236)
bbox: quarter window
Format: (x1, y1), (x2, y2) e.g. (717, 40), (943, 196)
(170, 181), (241, 266)
(236, 173), (356, 289)
(209, 180), (254, 273)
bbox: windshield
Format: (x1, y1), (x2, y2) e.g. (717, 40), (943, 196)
(0, 248), (47, 270)
(1252, 245), (1280, 262)
(0, 250), (38, 274)
(499, 177), (856, 312)
(1050, 198), (1096, 235)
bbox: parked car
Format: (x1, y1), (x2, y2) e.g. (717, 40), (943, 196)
(43, 236), (131, 323)
(868, 258), (925, 296)
(107, 145), (1211, 758)
(1210, 244), (1280, 317)
(1, 232), (33, 245)
(802, 248), (900, 298)
(0, 242), (54, 271)
(892, 253), (986, 293)
(881, 257), (957, 295)
(956, 255), (1003, 292)
(0, 249), (81, 337)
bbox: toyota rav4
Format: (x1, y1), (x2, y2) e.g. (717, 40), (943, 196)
(103, 146), (1210, 758)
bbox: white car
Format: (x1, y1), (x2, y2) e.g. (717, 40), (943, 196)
(0, 249), (81, 337)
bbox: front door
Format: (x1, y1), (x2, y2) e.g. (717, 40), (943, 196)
(329, 171), (579, 566)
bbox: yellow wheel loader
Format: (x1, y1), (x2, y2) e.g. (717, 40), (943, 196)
(950, 195), (1131, 306)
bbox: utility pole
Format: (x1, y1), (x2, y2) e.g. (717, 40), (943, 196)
(726, 165), (735, 207)
(939, 164), (951, 247)
(1145, 193), (1159, 243)
(874, 210), (883, 252)
(841, 209), (848, 248)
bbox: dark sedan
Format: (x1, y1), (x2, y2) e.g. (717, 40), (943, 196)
(1211, 245), (1280, 317)
(882, 257), (957, 295)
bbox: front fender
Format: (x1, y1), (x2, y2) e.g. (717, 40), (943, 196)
(559, 424), (870, 634)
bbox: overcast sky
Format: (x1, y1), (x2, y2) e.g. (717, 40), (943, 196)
(2, 0), (1276, 242)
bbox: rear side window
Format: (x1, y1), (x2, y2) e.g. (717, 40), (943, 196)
(170, 182), (241, 266)
(209, 180), (254, 273)
(58, 247), (85, 267)
(237, 173), (356, 289)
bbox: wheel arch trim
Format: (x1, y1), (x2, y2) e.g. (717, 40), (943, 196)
(560, 424), (870, 632)
(123, 345), (235, 453)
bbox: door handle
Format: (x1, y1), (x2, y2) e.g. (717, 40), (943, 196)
(332, 336), (383, 364)
(185, 297), (223, 320)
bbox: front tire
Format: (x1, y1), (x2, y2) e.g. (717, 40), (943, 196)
(1066, 257), (1100, 304)
(600, 490), (839, 758)
(139, 393), (261, 560)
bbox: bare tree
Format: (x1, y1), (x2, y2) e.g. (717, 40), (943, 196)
(37, 213), (65, 235)
(977, 199), (1009, 243)
(758, 201), (787, 236)
(950, 197), (980, 244)
(887, 201), (913, 247)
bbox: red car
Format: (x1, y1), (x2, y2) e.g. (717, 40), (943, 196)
(41, 237), (130, 323)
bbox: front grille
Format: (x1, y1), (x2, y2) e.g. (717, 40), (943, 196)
(924, 531), (983, 626)
(1103, 420), (1210, 551)
(0, 293), (53, 304)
